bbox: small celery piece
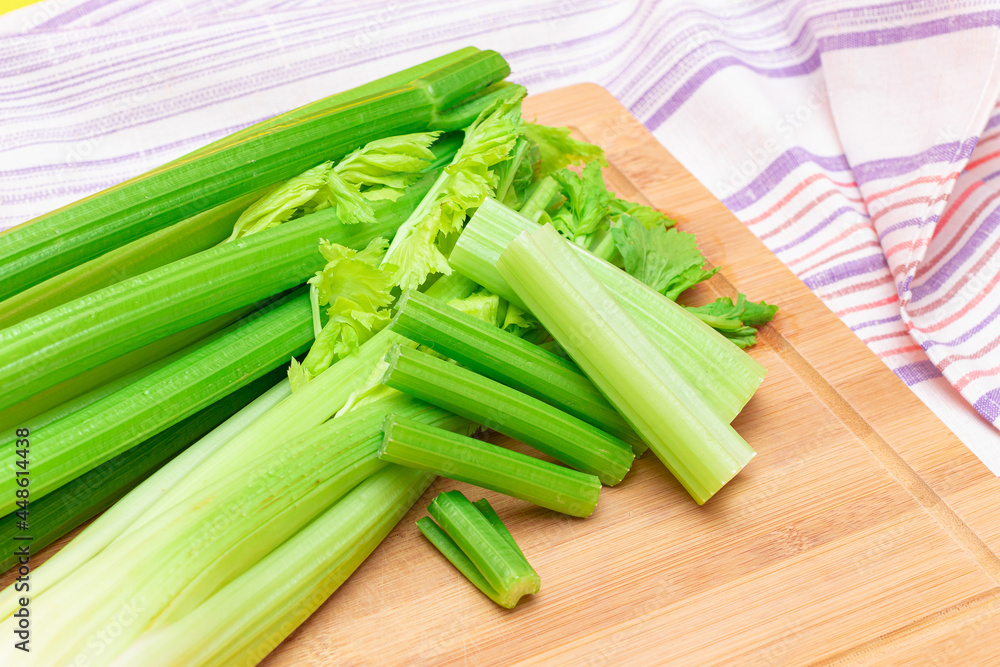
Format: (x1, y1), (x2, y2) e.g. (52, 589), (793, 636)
(108, 465), (434, 667)
(0, 367), (282, 572)
(390, 291), (642, 452)
(450, 198), (765, 422)
(379, 414), (600, 517)
(420, 491), (539, 608)
(382, 345), (633, 485)
(496, 225), (756, 505)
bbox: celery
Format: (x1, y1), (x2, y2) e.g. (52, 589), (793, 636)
(390, 290), (642, 452)
(108, 465), (434, 667)
(419, 491), (539, 608)
(496, 225), (755, 504)
(0, 191), (263, 329)
(0, 169), (438, 413)
(382, 345), (634, 485)
(0, 305), (252, 439)
(0, 368), (281, 571)
(0, 378), (292, 614)
(379, 414), (601, 517)
(0, 290), (314, 515)
(22, 396), (465, 666)
(450, 198), (765, 421)
(0, 48), (509, 300)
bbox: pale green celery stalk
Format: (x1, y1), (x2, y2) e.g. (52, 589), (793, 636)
(517, 176), (560, 220)
(0, 48), (509, 300)
(421, 272), (479, 302)
(379, 414), (600, 517)
(383, 345), (633, 485)
(0, 191), (264, 329)
(420, 491), (539, 608)
(0, 368), (282, 572)
(389, 290), (642, 452)
(0, 291), (314, 516)
(494, 138), (530, 203)
(0, 306), (250, 435)
(0, 376), (293, 620)
(450, 198), (765, 421)
(0, 168), (441, 413)
(107, 465), (434, 667)
(22, 396), (465, 667)
(496, 225), (756, 505)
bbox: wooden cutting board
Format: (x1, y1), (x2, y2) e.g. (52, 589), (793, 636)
(260, 85), (1000, 666)
(9, 85), (1000, 666)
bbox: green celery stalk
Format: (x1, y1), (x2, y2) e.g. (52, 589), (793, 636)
(0, 290), (315, 516)
(0, 367), (282, 572)
(0, 169), (439, 413)
(382, 345), (634, 485)
(0, 48), (509, 300)
(517, 175), (560, 220)
(21, 396), (466, 666)
(0, 190), (264, 329)
(420, 491), (539, 608)
(450, 198), (765, 421)
(0, 377), (293, 618)
(108, 465), (435, 667)
(379, 414), (600, 517)
(390, 290), (642, 452)
(496, 225), (756, 504)
(0, 305), (254, 439)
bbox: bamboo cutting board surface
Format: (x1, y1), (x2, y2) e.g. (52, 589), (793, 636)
(9, 85), (1000, 666)
(263, 85), (1000, 666)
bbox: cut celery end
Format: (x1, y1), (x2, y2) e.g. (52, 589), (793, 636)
(382, 345), (634, 485)
(451, 198), (765, 421)
(379, 414), (600, 517)
(390, 290), (643, 453)
(496, 225), (755, 505)
(423, 490), (539, 608)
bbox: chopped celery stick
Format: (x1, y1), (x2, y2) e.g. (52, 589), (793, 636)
(472, 498), (524, 553)
(417, 516), (504, 604)
(382, 345), (633, 485)
(421, 491), (539, 608)
(390, 290), (642, 452)
(92, 465), (435, 667)
(379, 414), (600, 517)
(450, 198), (765, 422)
(496, 225), (755, 504)
(0, 367), (282, 571)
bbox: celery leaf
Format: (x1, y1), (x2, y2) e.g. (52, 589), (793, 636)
(611, 215), (717, 300)
(524, 122), (606, 177)
(686, 294), (778, 348)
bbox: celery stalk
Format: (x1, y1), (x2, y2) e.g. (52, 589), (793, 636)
(0, 368), (282, 572)
(379, 414), (600, 517)
(0, 290), (315, 515)
(496, 225), (755, 504)
(0, 191), (264, 329)
(0, 377), (292, 617)
(0, 48), (509, 300)
(19, 396), (468, 666)
(382, 345), (634, 485)
(450, 198), (765, 421)
(421, 491), (539, 608)
(108, 465), (434, 667)
(390, 290), (642, 452)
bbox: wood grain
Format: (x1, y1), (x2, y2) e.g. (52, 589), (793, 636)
(255, 85), (1000, 665)
(7, 84), (1000, 666)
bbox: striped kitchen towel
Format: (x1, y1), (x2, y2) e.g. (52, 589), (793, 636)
(2, 0), (1000, 472)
